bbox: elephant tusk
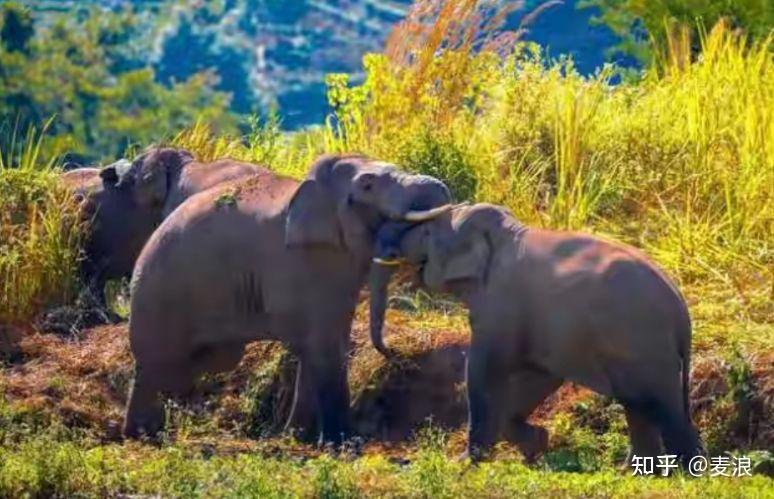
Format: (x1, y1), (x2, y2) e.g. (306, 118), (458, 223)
(403, 204), (454, 222)
(373, 257), (404, 266)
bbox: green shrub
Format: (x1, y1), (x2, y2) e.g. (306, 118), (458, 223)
(399, 130), (478, 202)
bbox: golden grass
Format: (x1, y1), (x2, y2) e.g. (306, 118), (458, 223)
(0, 126), (82, 327)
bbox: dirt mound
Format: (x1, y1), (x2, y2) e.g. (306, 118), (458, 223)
(353, 344), (468, 440)
(1, 318), (772, 452)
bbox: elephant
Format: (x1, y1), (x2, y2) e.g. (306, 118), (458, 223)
(373, 202), (703, 465)
(123, 154), (453, 444)
(365, 172), (453, 357)
(59, 160), (146, 320)
(59, 148), (261, 314)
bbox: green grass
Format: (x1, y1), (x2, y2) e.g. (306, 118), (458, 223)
(0, 436), (771, 498)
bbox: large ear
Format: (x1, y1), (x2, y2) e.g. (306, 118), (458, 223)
(131, 150), (175, 208)
(285, 179), (343, 248)
(441, 232), (491, 283)
(99, 165), (119, 187)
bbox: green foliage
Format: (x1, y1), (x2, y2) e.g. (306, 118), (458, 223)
(0, 431), (772, 497)
(398, 130), (478, 202)
(246, 109), (283, 167)
(0, 2), (234, 162)
(0, 1), (33, 54)
(544, 398), (629, 472)
(582, 0), (774, 64)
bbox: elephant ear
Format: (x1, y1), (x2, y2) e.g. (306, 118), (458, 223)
(134, 160), (168, 208)
(441, 233), (491, 283)
(99, 165), (119, 187)
(285, 179), (343, 248)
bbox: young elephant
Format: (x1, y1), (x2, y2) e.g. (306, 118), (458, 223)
(380, 203), (702, 465)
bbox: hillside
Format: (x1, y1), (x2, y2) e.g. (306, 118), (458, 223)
(22, 0), (630, 128)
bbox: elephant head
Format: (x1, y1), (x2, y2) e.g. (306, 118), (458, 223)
(407, 203), (519, 291)
(353, 169), (454, 357)
(117, 147), (194, 210)
(61, 158), (157, 311)
(285, 155), (453, 355)
(368, 203), (519, 353)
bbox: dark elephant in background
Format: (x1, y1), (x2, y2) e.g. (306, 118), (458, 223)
(59, 148), (261, 314)
(123, 154), (453, 444)
(375, 203), (703, 465)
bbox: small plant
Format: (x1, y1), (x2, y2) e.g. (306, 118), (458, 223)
(214, 189), (239, 208)
(246, 108), (283, 167)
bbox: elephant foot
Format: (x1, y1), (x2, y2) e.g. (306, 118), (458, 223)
(286, 424), (319, 444)
(459, 443), (494, 463)
(123, 410), (164, 440)
(515, 424), (549, 463)
(124, 368), (165, 440)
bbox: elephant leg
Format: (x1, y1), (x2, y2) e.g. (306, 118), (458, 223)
(284, 360), (320, 443)
(465, 337), (509, 461)
(123, 363), (165, 439)
(501, 367), (563, 461)
(613, 362), (701, 468)
(305, 343), (350, 446)
(124, 360), (196, 439)
(623, 406), (662, 468)
(655, 392), (702, 467)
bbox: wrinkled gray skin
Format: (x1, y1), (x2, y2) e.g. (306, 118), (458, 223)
(389, 203), (702, 465)
(362, 172), (452, 357)
(124, 154), (451, 444)
(59, 148), (260, 314)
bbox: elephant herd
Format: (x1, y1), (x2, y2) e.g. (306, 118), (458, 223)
(62, 148), (703, 467)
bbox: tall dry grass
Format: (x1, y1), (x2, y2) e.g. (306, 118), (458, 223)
(0, 125), (82, 326)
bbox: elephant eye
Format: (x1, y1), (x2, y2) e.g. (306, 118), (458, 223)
(362, 183), (372, 192)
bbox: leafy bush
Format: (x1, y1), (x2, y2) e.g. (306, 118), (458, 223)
(399, 130), (478, 202)
(0, 2), (234, 162)
(582, 0), (774, 64)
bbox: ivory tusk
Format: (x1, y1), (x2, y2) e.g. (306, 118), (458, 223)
(403, 203), (454, 222)
(373, 257), (404, 266)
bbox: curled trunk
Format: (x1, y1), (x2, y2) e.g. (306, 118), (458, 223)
(368, 262), (398, 357)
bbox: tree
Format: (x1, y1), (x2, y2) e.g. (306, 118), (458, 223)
(581, 0), (774, 64)
(0, 1), (33, 54)
(0, 2), (235, 163)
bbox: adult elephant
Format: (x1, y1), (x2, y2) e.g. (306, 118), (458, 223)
(59, 160), (148, 320)
(123, 154), (453, 443)
(374, 203), (702, 465)
(60, 148), (261, 314)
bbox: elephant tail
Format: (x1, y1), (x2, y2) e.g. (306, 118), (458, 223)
(681, 343), (691, 418)
(678, 306), (692, 419)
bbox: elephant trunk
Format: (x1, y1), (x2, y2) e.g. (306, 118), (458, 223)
(368, 262), (398, 357)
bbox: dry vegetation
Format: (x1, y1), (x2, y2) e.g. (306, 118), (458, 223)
(0, 1), (773, 496)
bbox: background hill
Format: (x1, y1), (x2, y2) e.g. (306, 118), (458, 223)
(22, 0), (631, 129)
